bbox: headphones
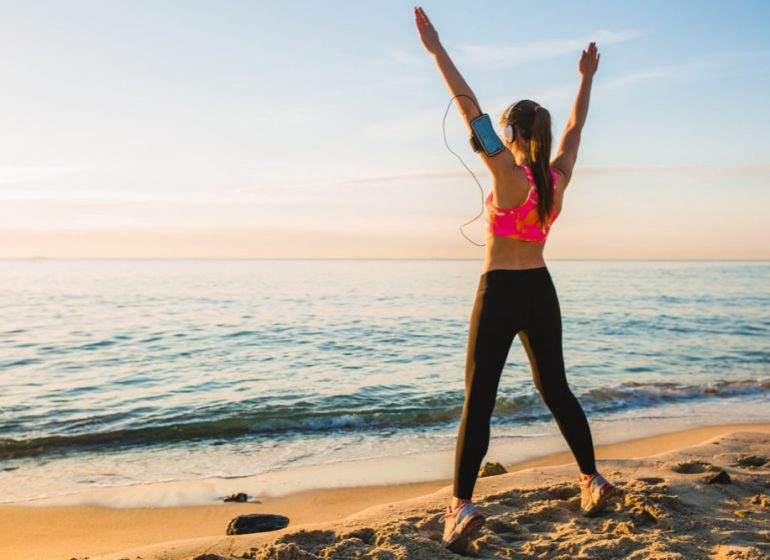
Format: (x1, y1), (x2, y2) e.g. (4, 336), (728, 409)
(502, 100), (540, 144)
(502, 103), (518, 144)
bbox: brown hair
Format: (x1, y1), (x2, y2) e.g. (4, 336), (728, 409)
(500, 100), (554, 225)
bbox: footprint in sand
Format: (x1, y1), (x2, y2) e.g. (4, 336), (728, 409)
(483, 489), (526, 508)
(669, 460), (721, 474)
(636, 477), (666, 485)
(485, 516), (528, 542)
(734, 455), (770, 468)
(339, 527), (376, 545)
(521, 483), (580, 501)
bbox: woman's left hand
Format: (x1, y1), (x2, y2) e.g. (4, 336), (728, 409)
(414, 6), (442, 54)
(578, 42), (600, 78)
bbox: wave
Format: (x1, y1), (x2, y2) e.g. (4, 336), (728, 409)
(0, 397), (470, 460)
(577, 377), (770, 415)
(2, 377), (768, 461)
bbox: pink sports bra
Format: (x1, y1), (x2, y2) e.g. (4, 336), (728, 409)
(486, 164), (559, 242)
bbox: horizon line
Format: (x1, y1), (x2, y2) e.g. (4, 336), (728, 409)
(2, 257), (769, 262)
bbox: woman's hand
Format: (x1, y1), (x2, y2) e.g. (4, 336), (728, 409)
(414, 6), (442, 55)
(578, 42), (600, 78)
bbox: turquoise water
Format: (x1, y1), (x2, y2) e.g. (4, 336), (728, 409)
(0, 259), (768, 503)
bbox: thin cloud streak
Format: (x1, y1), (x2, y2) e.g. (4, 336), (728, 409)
(386, 47), (429, 66)
(598, 50), (768, 93)
(601, 68), (671, 90)
(0, 165), (93, 185)
(454, 29), (643, 69)
(331, 164), (770, 186)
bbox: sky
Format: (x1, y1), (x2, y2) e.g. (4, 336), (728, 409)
(0, 0), (769, 259)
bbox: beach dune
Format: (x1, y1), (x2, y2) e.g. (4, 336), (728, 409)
(2, 423), (770, 560)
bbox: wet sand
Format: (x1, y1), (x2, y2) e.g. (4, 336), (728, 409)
(2, 422), (769, 560)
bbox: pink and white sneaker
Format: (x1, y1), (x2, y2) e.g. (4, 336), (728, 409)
(579, 472), (618, 517)
(440, 499), (486, 553)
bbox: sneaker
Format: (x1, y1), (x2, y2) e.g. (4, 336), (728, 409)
(579, 472), (618, 517)
(440, 500), (486, 553)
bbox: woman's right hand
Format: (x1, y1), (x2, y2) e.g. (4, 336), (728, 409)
(578, 42), (600, 78)
(414, 6), (442, 55)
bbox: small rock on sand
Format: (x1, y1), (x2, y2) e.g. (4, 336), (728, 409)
(223, 492), (249, 503)
(479, 461), (508, 477)
(226, 513), (290, 535)
(704, 470), (732, 485)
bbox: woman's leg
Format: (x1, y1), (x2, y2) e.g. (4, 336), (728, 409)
(519, 271), (597, 475)
(453, 275), (518, 501)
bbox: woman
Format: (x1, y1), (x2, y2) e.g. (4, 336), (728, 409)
(414, 6), (617, 553)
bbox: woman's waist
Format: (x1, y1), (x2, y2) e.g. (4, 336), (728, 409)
(482, 235), (547, 273)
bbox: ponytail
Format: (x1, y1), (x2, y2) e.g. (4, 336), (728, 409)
(501, 100), (554, 226)
(529, 108), (554, 226)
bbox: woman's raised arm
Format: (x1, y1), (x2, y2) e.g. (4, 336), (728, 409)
(414, 6), (515, 175)
(552, 42), (600, 186)
(414, 6), (482, 121)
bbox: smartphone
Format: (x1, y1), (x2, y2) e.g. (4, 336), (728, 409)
(469, 113), (505, 157)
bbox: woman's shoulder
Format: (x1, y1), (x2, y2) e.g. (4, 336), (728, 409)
(491, 160), (530, 186)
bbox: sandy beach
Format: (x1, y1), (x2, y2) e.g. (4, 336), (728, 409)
(2, 422), (770, 560)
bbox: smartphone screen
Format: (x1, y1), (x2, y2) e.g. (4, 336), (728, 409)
(470, 113), (505, 156)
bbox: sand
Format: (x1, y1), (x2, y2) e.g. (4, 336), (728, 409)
(2, 422), (770, 560)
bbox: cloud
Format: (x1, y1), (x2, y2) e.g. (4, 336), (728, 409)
(387, 29), (643, 70)
(577, 163), (770, 177)
(363, 82), (578, 143)
(250, 105), (318, 127)
(0, 165), (92, 185)
(337, 170), (469, 185)
(334, 163), (770, 186)
(597, 50), (768, 93)
(600, 68), (671, 90)
(386, 47), (430, 66)
(454, 29), (643, 69)
(363, 108), (454, 140)
(597, 62), (705, 93)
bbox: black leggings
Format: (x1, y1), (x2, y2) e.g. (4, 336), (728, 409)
(453, 267), (596, 499)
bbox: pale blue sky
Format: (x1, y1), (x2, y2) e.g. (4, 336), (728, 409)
(0, 0), (768, 258)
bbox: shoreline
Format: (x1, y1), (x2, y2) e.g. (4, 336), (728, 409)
(8, 407), (769, 510)
(2, 421), (770, 560)
(4, 258), (770, 261)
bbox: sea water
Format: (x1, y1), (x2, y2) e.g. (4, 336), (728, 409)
(0, 259), (768, 505)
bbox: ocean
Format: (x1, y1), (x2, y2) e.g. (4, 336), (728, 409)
(1, 259), (768, 506)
